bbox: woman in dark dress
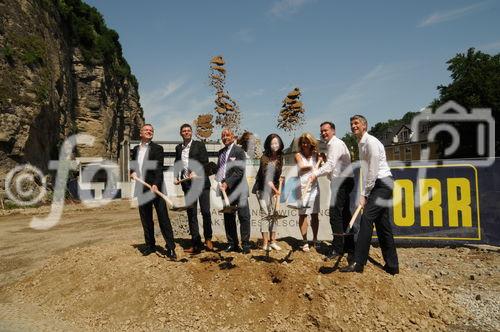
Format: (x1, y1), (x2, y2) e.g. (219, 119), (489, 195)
(254, 133), (284, 251)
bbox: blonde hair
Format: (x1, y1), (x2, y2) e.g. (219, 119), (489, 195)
(297, 132), (318, 154)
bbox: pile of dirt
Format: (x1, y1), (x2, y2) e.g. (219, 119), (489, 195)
(237, 131), (262, 159)
(6, 244), (498, 331)
(209, 55), (241, 133)
(277, 88), (305, 132)
(0, 202), (498, 331)
(193, 113), (214, 140)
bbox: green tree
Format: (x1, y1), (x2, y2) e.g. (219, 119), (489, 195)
(341, 133), (359, 161)
(430, 48), (500, 158)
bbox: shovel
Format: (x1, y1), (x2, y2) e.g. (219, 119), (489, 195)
(289, 159), (322, 210)
(175, 172), (199, 185)
(265, 176), (287, 221)
(219, 187), (238, 214)
(264, 177), (285, 260)
(332, 205), (363, 236)
(133, 176), (188, 212)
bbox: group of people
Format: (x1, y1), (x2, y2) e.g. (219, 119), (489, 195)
(130, 115), (399, 275)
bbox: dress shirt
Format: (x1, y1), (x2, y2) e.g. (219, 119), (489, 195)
(137, 141), (150, 179)
(358, 132), (392, 197)
(220, 142), (234, 180)
(181, 139), (192, 175)
(314, 136), (354, 179)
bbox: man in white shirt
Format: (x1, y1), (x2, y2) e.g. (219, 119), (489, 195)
(341, 115), (399, 274)
(311, 121), (355, 259)
(174, 124), (213, 253)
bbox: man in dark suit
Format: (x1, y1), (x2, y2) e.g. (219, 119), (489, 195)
(174, 123), (213, 254)
(217, 128), (251, 254)
(130, 124), (176, 260)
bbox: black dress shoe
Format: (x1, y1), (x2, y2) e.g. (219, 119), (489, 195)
(166, 248), (177, 260)
(340, 262), (364, 273)
(142, 246), (156, 256)
(383, 265), (399, 275)
(224, 244), (241, 253)
(326, 249), (342, 260)
(346, 253), (355, 265)
(241, 245), (251, 254)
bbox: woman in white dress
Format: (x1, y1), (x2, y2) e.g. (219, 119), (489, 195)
(294, 133), (321, 252)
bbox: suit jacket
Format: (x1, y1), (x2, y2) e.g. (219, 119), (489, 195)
(130, 141), (165, 193)
(174, 140), (211, 191)
(218, 143), (249, 196)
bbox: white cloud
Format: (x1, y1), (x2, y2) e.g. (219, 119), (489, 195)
(305, 63), (412, 135)
(234, 28), (255, 43)
(141, 76), (188, 109)
(140, 78), (215, 140)
(418, 2), (487, 27)
(478, 40), (500, 52)
(244, 88), (265, 97)
(268, 0), (315, 18)
(329, 64), (398, 110)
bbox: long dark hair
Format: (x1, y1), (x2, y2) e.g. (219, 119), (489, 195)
(263, 133), (284, 157)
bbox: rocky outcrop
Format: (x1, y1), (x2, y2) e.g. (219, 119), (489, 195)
(0, 0), (144, 179)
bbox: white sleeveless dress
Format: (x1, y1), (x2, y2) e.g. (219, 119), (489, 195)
(297, 153), (320, 215)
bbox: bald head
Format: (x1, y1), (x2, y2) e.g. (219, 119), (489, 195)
(221, 129), (235, 147)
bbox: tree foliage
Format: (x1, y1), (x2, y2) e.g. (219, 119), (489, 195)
(341, 133), (359, 161)
(430, 48), (500, 158)
(50, 0), (138, 89)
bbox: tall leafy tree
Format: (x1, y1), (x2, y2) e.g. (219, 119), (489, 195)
(430, 48), (500, 158)
(341, 133), (359, 161)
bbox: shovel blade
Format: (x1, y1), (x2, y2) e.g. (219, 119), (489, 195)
(170, 206), (188, 212)
(219, 206), (237, 214)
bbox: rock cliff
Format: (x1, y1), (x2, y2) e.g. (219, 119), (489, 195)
(0, 0), (144, 179)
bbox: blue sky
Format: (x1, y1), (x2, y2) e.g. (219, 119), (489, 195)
(84, 0), (500, 143)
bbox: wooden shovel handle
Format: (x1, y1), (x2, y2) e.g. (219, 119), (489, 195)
(274, 176), (284, 211)
(177, 175), (197, 184)
(303, 158), (322, 197)
(346, 205), (363, 231)
(133, 176), (174, 207)
(221, 187), (231, 206)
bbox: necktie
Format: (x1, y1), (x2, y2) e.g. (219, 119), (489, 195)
(182, 143), (189, 178)
(216, 147), (228, 182)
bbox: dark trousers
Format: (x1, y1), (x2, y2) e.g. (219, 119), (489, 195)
(223, 199), (251, 247)
(138, 195), (176, 250)
(329, 177), (355, 253)
(185, 188), (212, 247)
(354, 177), (398, 268)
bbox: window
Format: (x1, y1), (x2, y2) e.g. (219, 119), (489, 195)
(401, 129), (409, 141)
(421, 124), (429, 134)
(405, 146), (412, 160)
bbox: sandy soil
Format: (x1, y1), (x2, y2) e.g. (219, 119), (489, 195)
(0, 200), (498, 331)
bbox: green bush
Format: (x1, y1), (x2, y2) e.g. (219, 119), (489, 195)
(1, 45), (15, 65)
(54, 0), (137, 86)
(21, 50), (44, 66)
(35, 82), (50, 104)
(16, 35), (46, 67)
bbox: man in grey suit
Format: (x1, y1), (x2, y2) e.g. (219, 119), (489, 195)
(217, 129), (251, 254)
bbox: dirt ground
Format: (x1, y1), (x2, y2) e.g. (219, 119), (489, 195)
(0, 200), (498, 331)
